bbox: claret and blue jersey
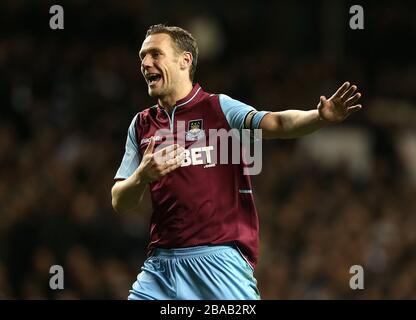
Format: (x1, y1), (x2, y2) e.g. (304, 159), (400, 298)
(115, 84), (269, 268)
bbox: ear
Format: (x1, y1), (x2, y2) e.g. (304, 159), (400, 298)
(180, 52), (193, 71)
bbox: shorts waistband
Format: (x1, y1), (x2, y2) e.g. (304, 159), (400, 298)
(152, 244), (235, 259)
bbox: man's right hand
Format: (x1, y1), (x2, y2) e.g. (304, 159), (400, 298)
(136, 137), (186, 183)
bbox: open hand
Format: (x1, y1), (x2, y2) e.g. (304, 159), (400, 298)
(318, 82), (362, 123)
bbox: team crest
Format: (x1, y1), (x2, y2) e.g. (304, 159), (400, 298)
(186, 119), (205, 141)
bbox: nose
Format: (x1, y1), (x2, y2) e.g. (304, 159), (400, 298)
(141, 54), (152, 70)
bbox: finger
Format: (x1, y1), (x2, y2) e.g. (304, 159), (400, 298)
(160, 159), (184, 176)
(347, 105), (362, 115)
(332, 82), (350, 98)
(164, 152), (186, 166)
(156, 146), (184, 164)
(346, 92), (361, 107)
(156, 148), (185, 168)
(153, 144), (179, 164)
(318, 96), (327, 109)
(167, 146), (185, 159)
(154, 143), (179, 157)
(144, 137), (155, 156)
(161, 152), (186, 171)
(341, 85), (357, 101)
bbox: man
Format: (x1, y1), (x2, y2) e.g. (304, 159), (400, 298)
(111, 24), (362, 300)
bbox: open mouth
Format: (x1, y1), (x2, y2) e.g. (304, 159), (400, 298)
(145, 73), (162, 86)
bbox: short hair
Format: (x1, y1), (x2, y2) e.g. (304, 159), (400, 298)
(146, 24), (198, 82)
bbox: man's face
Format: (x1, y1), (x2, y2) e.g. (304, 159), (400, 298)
(139, 33), (182, 98)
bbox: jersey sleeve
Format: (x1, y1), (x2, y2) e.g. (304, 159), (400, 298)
(219, 94), (269, 130)
(114, 114), (141, 180)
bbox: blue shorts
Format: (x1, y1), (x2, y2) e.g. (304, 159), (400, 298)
(128, 244), (260, 300)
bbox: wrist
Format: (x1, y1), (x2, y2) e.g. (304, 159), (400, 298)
(317, 110), (330, 125)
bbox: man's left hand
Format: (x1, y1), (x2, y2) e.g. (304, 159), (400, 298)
(318, 82), (362, 123)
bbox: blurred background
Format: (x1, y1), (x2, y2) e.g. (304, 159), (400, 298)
(1, 0), (415, 299)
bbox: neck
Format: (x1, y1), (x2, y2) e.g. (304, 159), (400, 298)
(158, 80), (193, 113)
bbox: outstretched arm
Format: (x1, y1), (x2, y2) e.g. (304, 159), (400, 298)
(260, 82), (362, 139)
